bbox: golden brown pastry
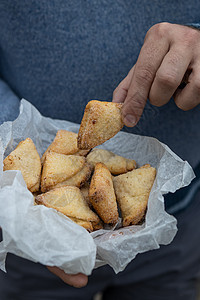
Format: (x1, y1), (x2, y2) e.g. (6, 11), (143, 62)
(41, 152), (86, 192)
(68, 217), (103, 232)
(41, 130), (90, 164)
(54, 163), (92, 189)
(78, 100), (124, 149)
(3, 138), (41, 192)
(89, 162), (119, 224)
(35, 186), (101, 231)
(113, 164), (156, 227)
(68, 217), (93, 232)
(91, 219), (104, 231)
(87, 149), (137, 175)
(80, 182), (91, 207)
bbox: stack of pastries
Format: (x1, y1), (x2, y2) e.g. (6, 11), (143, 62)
(3, 100), (156, 232)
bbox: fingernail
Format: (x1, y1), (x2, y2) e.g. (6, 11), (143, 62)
(124, 114), (137, 127)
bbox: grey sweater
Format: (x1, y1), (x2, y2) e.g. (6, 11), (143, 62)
(0, 2), (200, 298)
(0, 0), (200, 212)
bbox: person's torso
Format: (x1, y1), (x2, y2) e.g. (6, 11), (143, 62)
(0, 0), (199, 167)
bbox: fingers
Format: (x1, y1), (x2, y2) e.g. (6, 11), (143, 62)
(112, 67), (135, 103)
(113, 23), (200, 127)
(174, 67), (200, 110)
(149, 45), (192, 106)
(47, 266), (88, 288)
(122, 26), (169, 126)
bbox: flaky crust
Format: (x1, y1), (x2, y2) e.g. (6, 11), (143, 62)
(89, 162), (119, 224)
(113, 165), (156, 226)
(80, 182), (91, 207)
(41, 152), (85, 192)
(35, 186), (100, 223)
(54, 163), (92, 189)
(68, 216), (94, 232)
(41, 130), (90, 164)
(68, 216), (103, 232)
(87, 149), (136, 175)
(3, 138), (41, 192)
(78, 100), (124, 149)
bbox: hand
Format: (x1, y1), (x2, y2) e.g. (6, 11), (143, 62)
(47, 266), (88, 288)
(113, 23), (200, 127)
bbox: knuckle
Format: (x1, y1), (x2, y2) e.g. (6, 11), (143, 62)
(156, 70), (179, 88)
(169, 52), (184, 65)
(188, 28), (199, 40)
(146, 22), (170, 39)
(136, 67), (154, 84)
(183, 27), (199, 45)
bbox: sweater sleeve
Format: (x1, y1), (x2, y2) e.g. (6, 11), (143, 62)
(186, 22), (200, 29)
(0, 78), (20, 125)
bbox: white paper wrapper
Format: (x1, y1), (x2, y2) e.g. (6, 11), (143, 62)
(0, 99), (195, 275)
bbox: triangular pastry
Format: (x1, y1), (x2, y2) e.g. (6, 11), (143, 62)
(41, 152), (85, 192)
(3, 138), (41, 192)
(41, 130), (89, 164)
(80, 182), (91, 207)
(54, 163), (92, 189)
(113, 164), (156, 226)
(67, 217), (93, 232)
(68, 217), (103, 232)
(35, 186), (100, 224)
(78, 100), (124, 149)
(87, 149), (136, 175)
(89, 162), (119, 224)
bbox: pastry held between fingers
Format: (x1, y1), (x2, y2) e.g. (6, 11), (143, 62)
(78, 100), (124, 149)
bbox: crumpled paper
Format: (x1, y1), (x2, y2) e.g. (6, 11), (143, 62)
(0, 99), (195, 275)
